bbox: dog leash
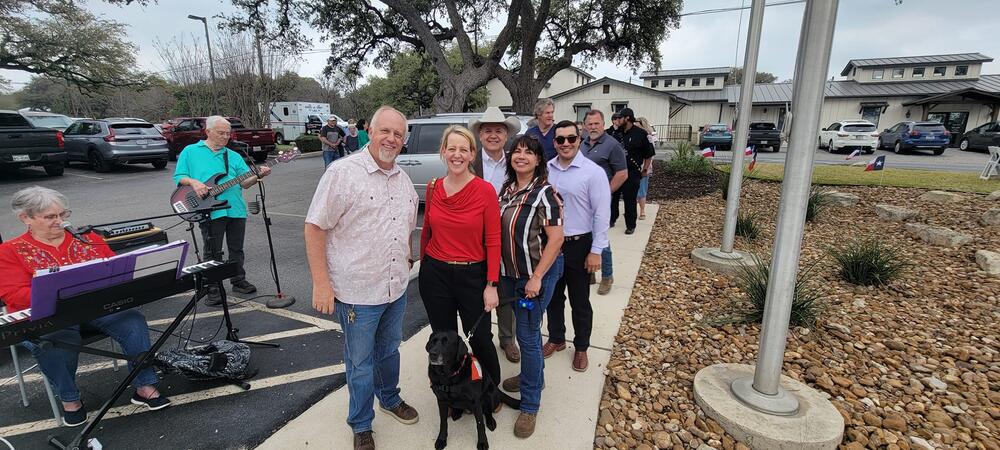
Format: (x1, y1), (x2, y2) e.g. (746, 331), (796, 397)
(461, 298), (517, 349)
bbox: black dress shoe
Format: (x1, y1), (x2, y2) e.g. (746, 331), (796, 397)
(625, 228), (635, 235)
(204, 286), (224, 307)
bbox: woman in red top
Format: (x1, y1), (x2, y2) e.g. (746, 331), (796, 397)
(0, 187), (170, 427)
(418, 125), (503, 392)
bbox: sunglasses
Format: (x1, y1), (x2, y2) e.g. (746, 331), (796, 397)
(554, 135), (578, 145)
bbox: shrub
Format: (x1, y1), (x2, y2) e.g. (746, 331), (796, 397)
(664, 141), (713, 176)
(294, 134), (322, 153)
(716, 255), (824, 328)
(735, 211), (760, 241)
(829, 238), (907, 286)
(806, 187), (830, 222)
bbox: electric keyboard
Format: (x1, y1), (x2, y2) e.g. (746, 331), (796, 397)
(0, 260), (236, 347)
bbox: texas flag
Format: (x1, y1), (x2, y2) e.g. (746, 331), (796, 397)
(744, 146), (755, 156)
(748, 151), (758, 172)
(845, 149), (861, 160)
(701, 147), (716, 157)
(865, 155), (886, 171)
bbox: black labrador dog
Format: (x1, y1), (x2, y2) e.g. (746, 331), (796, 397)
(426, 329), (519, 450)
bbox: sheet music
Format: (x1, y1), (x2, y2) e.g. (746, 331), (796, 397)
(132, 241), (188, 279)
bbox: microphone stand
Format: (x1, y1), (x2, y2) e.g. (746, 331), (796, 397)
(241, 149), (296, 309)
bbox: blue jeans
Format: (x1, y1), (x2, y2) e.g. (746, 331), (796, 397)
(22, 310), (159, 402)
(500, 258), (562, 414)
(601, 246), (613, 279)
(322, 150), (338, 167)
(335, 295), (406, 433)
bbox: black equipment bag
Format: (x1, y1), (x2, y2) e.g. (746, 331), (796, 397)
(155, 340), (253, 381)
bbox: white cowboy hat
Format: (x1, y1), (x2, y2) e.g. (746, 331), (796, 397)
(469, 107), (522, 136)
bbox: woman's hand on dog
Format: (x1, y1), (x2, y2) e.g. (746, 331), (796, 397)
(312, 283), (336, 315)
(483, 285), (499, 311)
(524, 276), (542, 298)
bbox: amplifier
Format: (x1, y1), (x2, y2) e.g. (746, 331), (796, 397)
(95, 222), (154, 238)
(105, 227), (169, 254)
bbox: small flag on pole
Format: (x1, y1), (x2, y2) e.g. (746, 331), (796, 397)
(744, 145), (755, 156)
(865, 155), (886, 171)
(845, 149), (861, 160)
(701, 147), (715, 157)
(748, 150), (758, 172)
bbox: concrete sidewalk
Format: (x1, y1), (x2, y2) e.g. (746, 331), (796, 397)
(257, 204), (659, 450)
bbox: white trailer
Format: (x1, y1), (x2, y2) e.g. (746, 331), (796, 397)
(267, 102), (346, 144)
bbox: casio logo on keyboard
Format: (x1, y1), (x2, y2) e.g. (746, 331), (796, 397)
(103, 297), (135, 312)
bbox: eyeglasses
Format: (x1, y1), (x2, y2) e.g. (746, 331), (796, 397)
(36, 210), (72, 221)
(554, 135), (578, 145)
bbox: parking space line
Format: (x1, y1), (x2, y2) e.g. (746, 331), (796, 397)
(63, 171), (104, 180)
(265, 211), (307, 218)
(239, 301), (341, 332)
(145, 306), (253, 327)
(0, 363), (347, 437)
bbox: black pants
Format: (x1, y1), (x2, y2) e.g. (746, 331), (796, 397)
(418, 256), (501, 387)
(611, 175), (641, 229)
(199, 216), (247, 282)
(546, 234), (593, 351)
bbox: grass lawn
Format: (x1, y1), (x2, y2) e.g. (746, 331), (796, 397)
(731, 162), (1000, 194)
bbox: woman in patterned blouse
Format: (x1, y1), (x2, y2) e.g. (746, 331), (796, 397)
(496, 134), (564, 438)
(0, 186), (171, 427)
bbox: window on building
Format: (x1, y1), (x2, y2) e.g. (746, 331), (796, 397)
(872, 69), (884, 80)
(651, 80), (659, 88)
(664, 79), (672, 87)
(611, 102), (628, 113)
(891, 68), (904, 78)
(912, 67), (925, 78)
(692, 78), (701, 87)
(955, 65), (969, 76)
(678, 79), (686, 87)
(933, 66), (946, 77)
(860, 106), (882, 127)
(706, 77), (715, 86)
(602, 84), (610, 94)
(574, 104), (592, 122)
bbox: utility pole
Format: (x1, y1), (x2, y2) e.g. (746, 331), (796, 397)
(188, 15), (218, 114)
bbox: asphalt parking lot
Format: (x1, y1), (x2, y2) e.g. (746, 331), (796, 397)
(0, 152), (429, 449)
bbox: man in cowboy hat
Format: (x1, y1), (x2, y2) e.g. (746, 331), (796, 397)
(469, 106), (522, 363)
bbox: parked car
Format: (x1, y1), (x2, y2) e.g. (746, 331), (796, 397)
(62, 119), (169, 172)
(877, 121), (950, 155)
(747, 122), (782, 152)
(958, 121), (1000, 152)
(0, 110), (66, 176)
(400, 113), (533, 202)
(21, 111), (75, 131)
(698, 123), (733, 150)
(162, 116), (276, 162)
(818, 120), (878, 153)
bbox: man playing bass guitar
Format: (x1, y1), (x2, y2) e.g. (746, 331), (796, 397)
(173, 115), (271, 306)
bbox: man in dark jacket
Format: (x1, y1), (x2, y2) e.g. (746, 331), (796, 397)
(614, 108), (654, 235)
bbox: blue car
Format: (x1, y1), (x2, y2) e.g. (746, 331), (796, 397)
(877, 121), (950, 155)
(699, 123), (733, 150)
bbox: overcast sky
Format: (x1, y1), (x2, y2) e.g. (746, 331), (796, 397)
(4, 0), (999, 90)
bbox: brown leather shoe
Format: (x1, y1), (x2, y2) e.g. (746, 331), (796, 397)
(502, 343), (521, 363)
(502, 374), (520, 393)
(354, 431), (375, 450)
(514, 412), (536, 438)
(572, 351), (589, 372)
(494, 400), (503, 413)
(380, 401), (419, 424)
(598, 276), (613, 295)
(541, 341), (566, 359)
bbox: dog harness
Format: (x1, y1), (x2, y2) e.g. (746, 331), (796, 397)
(452, 353), (483, 381)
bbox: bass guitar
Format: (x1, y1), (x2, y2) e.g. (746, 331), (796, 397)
(170, 148), (300, 221)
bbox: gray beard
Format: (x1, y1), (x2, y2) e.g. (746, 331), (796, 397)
(377, 148), (396, 163)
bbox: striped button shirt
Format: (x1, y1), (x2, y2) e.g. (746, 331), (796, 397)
(498, 178), (563, 279)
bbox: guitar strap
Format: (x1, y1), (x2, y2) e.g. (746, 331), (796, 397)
(223, 150), (229, 177)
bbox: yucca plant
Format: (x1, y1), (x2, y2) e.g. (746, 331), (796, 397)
(806, 187), (831, 222)
(735, 211), (761, 241)
(829, 238), (907, 286)
(719, 255), (824, 328)
(665, 141), (714, 176)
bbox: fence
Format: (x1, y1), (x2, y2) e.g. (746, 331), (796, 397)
(653, 124), (693, 144)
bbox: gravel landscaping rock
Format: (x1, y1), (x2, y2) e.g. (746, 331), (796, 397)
(983, 208), (1000, 226)
(918, 190), (967, 204)
(976, 250), (1000, 276)
(599, 178), (1000, 450)
(875, 204), (919, 222)
(828, 192), (860, 206)
(905, 223), (974, 247)
(987, 190), (1000, 201)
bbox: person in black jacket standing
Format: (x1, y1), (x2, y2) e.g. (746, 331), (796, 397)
(613, 108), (654, 235)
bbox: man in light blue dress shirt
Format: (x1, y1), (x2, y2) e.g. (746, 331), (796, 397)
(542, 120), (611, 372)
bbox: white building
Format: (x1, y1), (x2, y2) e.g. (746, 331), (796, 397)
(485, 67), (596, 111)
(548, 77), (688, 128)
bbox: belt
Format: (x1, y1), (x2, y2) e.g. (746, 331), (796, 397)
(443, 260), (484, 266)
(564, 232), (592, 242)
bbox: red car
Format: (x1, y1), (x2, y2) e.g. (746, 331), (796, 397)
(161, 116), (276, 162)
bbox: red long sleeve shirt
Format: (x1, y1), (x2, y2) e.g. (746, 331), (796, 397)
(420, 177), (501, 282)
(0, 231), (115, 312)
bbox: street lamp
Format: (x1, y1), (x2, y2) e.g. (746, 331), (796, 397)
(187, 14), (219, 114)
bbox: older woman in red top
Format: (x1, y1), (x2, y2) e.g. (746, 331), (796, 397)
(0, 186), (170, 427)
(418, 125), (503, 392)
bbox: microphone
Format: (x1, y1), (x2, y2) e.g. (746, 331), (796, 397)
(61, 221), (91, 244)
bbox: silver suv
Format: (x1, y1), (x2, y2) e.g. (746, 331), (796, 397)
(63, 119), (170, 172)
(399, 113), (532, 202)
